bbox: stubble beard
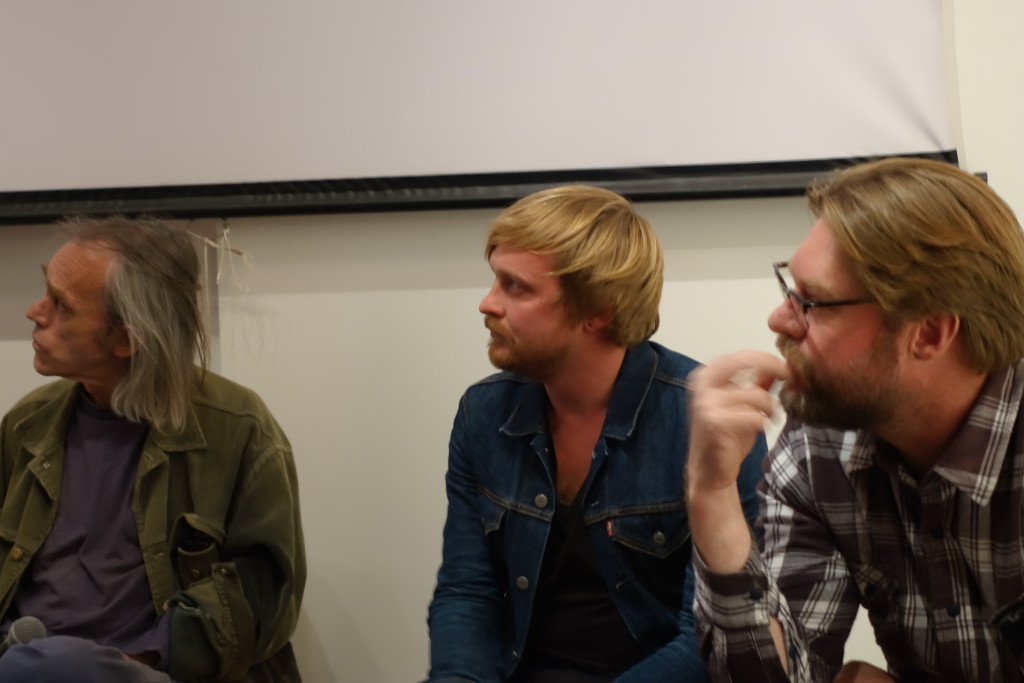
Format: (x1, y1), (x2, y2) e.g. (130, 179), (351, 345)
(486, 319), (571, 382)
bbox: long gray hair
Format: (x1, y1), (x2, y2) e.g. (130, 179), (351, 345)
(61, 215), (210, 433)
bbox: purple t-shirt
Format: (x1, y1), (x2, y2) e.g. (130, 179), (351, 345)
(6, 393), (170, 663)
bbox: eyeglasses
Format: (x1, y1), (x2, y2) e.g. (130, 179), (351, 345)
(773, 261), (872, 332)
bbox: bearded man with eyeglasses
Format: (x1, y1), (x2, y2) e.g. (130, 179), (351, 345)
(687, 157), (1024, 683)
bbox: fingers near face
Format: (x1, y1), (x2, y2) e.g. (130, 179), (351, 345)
(692, 350), (789, 391)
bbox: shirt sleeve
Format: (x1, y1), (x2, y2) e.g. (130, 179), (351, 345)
(692, 425), (861, 682)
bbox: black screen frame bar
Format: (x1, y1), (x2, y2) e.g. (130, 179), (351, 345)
(0, 151), (958, 225)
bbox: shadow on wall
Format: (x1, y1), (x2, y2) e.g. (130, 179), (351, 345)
(291, 568), (403, 683)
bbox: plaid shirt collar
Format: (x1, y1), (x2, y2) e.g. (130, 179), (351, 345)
(845, 363), (1023, 507)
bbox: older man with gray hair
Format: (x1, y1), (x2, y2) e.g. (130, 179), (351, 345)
(0, 216), (305, 682)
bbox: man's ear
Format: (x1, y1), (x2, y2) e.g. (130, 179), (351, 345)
(908, 313), (960, 361)
(582, 310), (614, 334)
(110, 325), (135, 359)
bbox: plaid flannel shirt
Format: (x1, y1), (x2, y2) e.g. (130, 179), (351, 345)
(694, 362), (1024, 682)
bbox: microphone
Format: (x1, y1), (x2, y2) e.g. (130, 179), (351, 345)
(0, 616), (46, 656)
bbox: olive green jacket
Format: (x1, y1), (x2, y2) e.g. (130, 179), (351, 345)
(0, 371), (306, 682)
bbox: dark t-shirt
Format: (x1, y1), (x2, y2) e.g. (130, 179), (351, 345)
(4, 394), (170, 660)
(517, 492), (647, 679)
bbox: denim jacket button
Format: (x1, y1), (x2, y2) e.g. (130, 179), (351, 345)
(534, 494), (549, 508)
(653, 531), (666, 546)
(516, 576), (530, 590)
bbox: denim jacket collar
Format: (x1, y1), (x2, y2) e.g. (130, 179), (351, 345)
(498, 342), (657, 443)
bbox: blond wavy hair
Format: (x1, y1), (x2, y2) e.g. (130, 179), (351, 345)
(485, 185), (663, 347)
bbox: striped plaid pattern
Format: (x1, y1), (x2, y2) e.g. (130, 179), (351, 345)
(694, 362), (1024, 682)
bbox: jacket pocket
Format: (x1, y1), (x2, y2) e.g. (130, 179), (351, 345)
(170, 513), (225, 587)
(608, 507), (690, 558)
(605, 507), (692, 604)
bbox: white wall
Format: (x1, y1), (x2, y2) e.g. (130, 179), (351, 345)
(0, 1), (1020, 681)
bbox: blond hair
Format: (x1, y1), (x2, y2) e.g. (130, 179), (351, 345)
(809, 157), (1024, 372)
(485, 185), (663, 347)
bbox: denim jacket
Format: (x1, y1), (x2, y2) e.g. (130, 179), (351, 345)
(427, 341), (766, 682)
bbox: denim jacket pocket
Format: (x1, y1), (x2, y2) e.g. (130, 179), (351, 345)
(604, 507), (692, 603)
(607, 507), (690, 559)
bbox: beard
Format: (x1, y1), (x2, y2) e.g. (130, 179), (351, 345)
(485, 316), (572, 381)
(775, 332), (903, 431)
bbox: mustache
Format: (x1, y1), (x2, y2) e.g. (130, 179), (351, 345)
(775, 334), (808, 375)
(775, 334), (796, 360)
(484, 316), (508, 337)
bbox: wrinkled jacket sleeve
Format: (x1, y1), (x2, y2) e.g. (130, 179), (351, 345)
(426, 394), (507, 683)
(692, 427), (858, 682)
(616, 434), (768, 682)
(166, 432), (306, 681)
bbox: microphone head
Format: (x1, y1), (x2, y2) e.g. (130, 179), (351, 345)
(8, 616), (46, 644)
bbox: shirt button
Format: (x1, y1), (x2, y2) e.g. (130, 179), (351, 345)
(42, 462), (51, 470)
(10, 548), (23, 561)
(534, 494), (549, 509)
(930, 523), (943, 540)
(947, 603), (961, 618)
(749, 589), (764, 601)
(516, 576), (530, 590)
(653, 531), (666, 546)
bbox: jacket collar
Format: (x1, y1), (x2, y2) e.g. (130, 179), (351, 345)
(149, 400), (206, 454)
(847, 363), (1023, 507)
(12, 380), (81, 459)
(500, 342), (657, 442)
(13, 377), (207, 458)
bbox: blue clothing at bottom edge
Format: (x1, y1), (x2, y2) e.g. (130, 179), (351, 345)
(426, 341), (767, 682)
(0, 636), (175, 683)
